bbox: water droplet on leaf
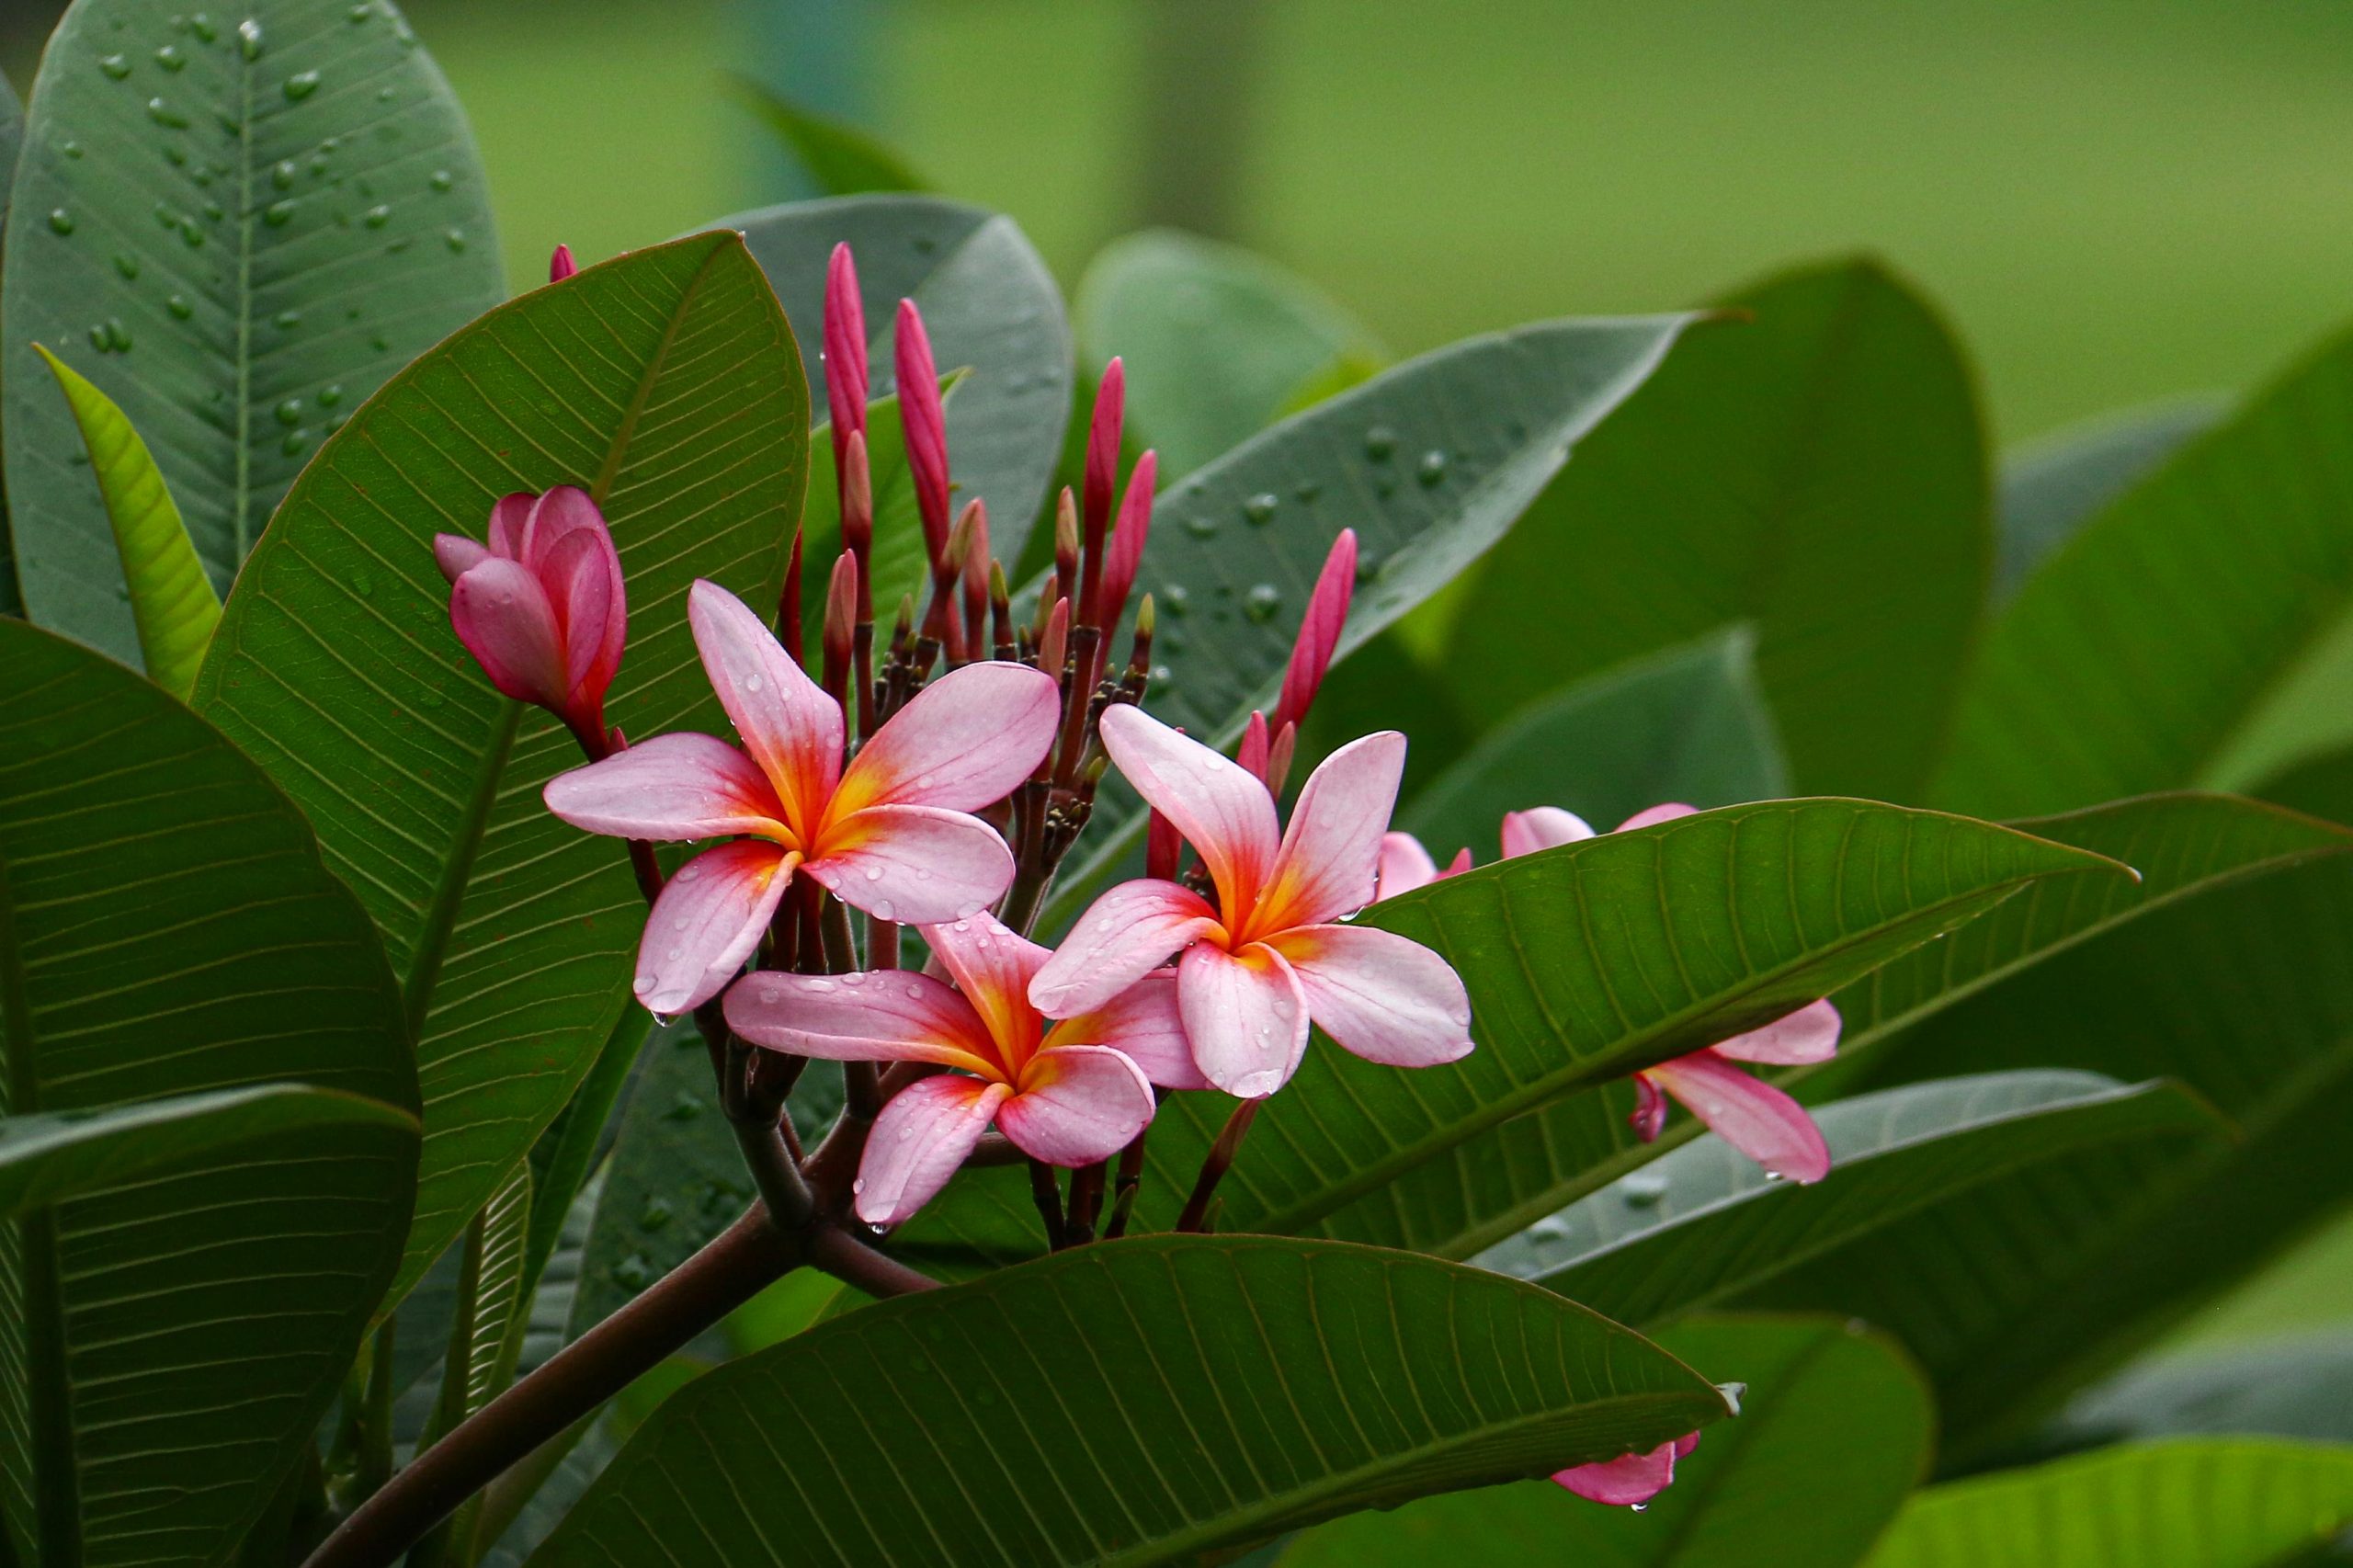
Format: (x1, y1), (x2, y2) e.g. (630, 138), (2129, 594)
(283, 70), (321, 100)
(1417, 449), (1449, 485)
(99, 53), (132, 79)
(1242, 493), (1278, 525)
(1364, 425), (1397, 460)
(48, 210), (74, 235)
(155, 43), (185, 71)
(1244, 584), (1282, 623)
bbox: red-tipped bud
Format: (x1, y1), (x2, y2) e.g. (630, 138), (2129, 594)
(1146, 807), (1182, 881)
(824, 244), (869, 465)
(821, 550), (856, 701)
(841, 428), (874, 562)
(1040, 596), (1071, 677)
(895, 299), (950, 553)
(961, 501), (992, 644)
(989, 562), (1013, 653)
(1084, 358), (1126, 546)
(1236, 710), (1271, 782)
(1052, 487), (1080, 606)
(549, 244), (577, 282)
(1099, 448), (1156, 632)
(1129, 593), (1156, 673)
(779, 529), (806, 665)
(1274, 528), (1357, 733)
(439, 486), (625, 754)
(944, 499), (984, 579)
(1266, 720), (1298, 796)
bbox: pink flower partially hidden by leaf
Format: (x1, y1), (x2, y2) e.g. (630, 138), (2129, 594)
(434, 485), (626, 751)
(543, 581), (1057, 1015)
(1031, 708), (1472, 1099)
(724, 914), (1170, 1224)
(1554, 1433), (1699, 1506)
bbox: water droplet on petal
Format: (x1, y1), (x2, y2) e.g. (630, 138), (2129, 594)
(874, 900), (895, 920)
(744, 674), (762, 692)
(864, 866), (883, 881)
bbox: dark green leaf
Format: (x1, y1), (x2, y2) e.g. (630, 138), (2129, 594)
(1075, 229), (1386, 478)
(190, 232), (810, 1308)
(1280, 1315), (1931, 1568)
(1443, 257), (1988, 801)
(2052, 1331), (2353, 1451)
(1861, 1440), (2353, 1568)
(521, 1010), (650, 1297)
(1994, 398), (2222, 604)
(529, 1236), (1733, 1568)
(0, 617), (419, 1568)
(2, 0), (505, 665)
(0, 68), (24, 614)
(726, 195), (1071, 564)
(731, 78), (926, 196)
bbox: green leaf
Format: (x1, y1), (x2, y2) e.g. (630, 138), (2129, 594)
(1935, 322), (2353, 816)
(1485, 1072), (2225, 1332)
(521, 1009), (650, 1297)
(1075, 229), (1387, 478)
(725, 195), (1071, 565)
(0, 1085), (413, 1221)
(731, 77), (926, 196)
(415, 1161), (531, 1568)
(30, 346), (219, 696)
(1994, 398), (2222, 604)
(529, 1236), (1733, 1568)
(1, 0), (506, 667)
(2052, 1330), (2353, 1450)
(1279, 1315), (1932, 1568)
(1, 68), (30, 617)
(1044, 312), (1699, 929)
(0, 617), (419, 1568)
(1862, 1440), (2353, 1568)
(1399, 628), (1787, 862)
(190, 232), (810, 1310)
(1442, 257), (1988, 801)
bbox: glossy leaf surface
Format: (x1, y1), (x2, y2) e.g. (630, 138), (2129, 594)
(1993, 398), (2222, 603)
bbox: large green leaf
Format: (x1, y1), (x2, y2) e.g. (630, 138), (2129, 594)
(1484, 1073), (2225, 1332)
(1044, 311), (1698, 928)
(1075, 230), (1386, 479)
(1993, 398), (2222, 605)
(2, 0), (505, 666)
(724, 195), (1070, 562)
(0, 618), (419, 1568)
(190, 233), (809, 1308)
(1444, 257), (1987, 802)
(2051, 1331), (2353, 1451)
(1862, 1440), (2353, 1568)
(529, 1236), (1733, 1568)
(0, 69), (24, 615)
(1279, 1315), (1931, 1568)
(1934, 323), (2353, 816)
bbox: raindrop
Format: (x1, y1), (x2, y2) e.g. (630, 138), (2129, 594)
(744, 673), (763, 692)
(147, 97), (190, 128)
(638, 1198), (674, 1231)
(1364, 425), (1398, 460)
(1242, 492), (1278, 526)
(1163, 584), (1189, 616)
(1417, 449), (1449, 486)
(164, 144), (186, 165)
(153, 200), (180, 230)
(87, 324), (110, 352)
(62, 141), (85, 160)
(263, 199), (295, 227)
(112, 254), (140, 279)
(1181, 516), (1218, 539)
(166, 294), (193, 320)
(274, 308), (300, 329)
(1620, 1171), (1669, 1209)
(280, 429), (309, 456)
(662, 1090), (702, 1122)
(1147, 663), (1173, 693)
(904, 983), (922, 998)
(429, 168), (454, 192)
(612, 1255), (652, 1290)
(348, 2), (372, 18)
(1294, 481), (1323, 503)
(864, 866), (883, 881)
(179, 219), (204, 247)
(1243, 584), (1282, 623)
(1374, 478), (1396, 500)
(283, 70), (321, 100)
(443, 228), (467, 254)
(274, 398), (302, 426)
(1631, 1503), (1647, 1514)
(155, 44), (186, 71)
(190, 14), (219, 42)
(375, 85), (394, 102)
(1354, 552), (1381, 585)
(351, 570), (373, 597)
(202, 199), (224, 222)
(48, 209), (75, 236)
(318, 383), (343, 406)
(99, 53), (132, 80)
(272, 159), (297, 189)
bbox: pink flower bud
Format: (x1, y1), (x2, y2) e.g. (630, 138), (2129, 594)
(1040, 596), (1070, 677)
(895, 299), (950, 557)
(1098, 449), (1155, 633)
(1082, 358), (1126, 596)
(1146, 807), (1182, 881)
(439, 485), (627, 752)
(1273, 528), (1356, 733)
(824, 244), (869, 469)
(1235, 710), (1271, 782)
(549, 244), (577, 282)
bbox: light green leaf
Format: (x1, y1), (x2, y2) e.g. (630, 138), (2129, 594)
(1075, 229), (1387, 478)
(726, 195), (1071, 566)
(1994, 398), (2222, 604)
(0, 618), (419, 1568)
(1442, 257), (1987, 801)
(190, 232), (810, 1310)
(529, 1236), (1733, 1568)
(1280, 1315), (1932, 1568)
(2, 0), (505, 666)
(731, 78), (926, 196)
(31, 346), (219, 696)
(1863, 1440), (2353, 1568)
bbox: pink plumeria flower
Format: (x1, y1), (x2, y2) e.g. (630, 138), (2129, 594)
(1555, 1433), (1699, 1506)
(723, 914), (1174, 1225)
(1030, 707), (1473, 1099)
(434, 485), (626, 753)
(543, 581), (1057, 1016)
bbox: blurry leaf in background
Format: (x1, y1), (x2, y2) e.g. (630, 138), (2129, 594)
(724, 194), (1070, 564)
(1294, 627), (1472, 802)
(1935, 323), (2353, 817)
(1862, 1439), (2353, 1568)
(1279, 1315), (1932, 1568)
(521, 1008), (652, 1297)
(1992, 397), (2223, 605)
(0, 68), (20, 616)
(191, 233), (809, 1311)
(32, 346), (218, 697)
(1075, 228), (1388, 478)
(2050, 1330), (2353, 1451)
(0, 618), (419, 1568)
(1444, 257), (1988, 804)
(1, 0), (505, 666)
(1400, 627), (1787, 860)
(730, 75), (926, 196)
(530, 1238), (1734, 1568)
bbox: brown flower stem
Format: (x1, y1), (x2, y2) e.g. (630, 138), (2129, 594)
(1102, 1127), (1152, 1242)
(1029, 1158), (1068, 1249)
(1176, 1099), (1261, 1233)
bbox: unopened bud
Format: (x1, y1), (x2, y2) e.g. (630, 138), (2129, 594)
(943, 498), (984, 580)
(1236, 710), (1271, 783)
(1146, 808), (1182, 881)
(1273, 528), (1357, 733)
(1129, 593), (1155, 673)
(1266, 720), (1299, 796)
(841, 426), (874, 562)
(989, 562), (1014, 654)
(1040, 596), (1071, 678)
(1052, 487), (1080, 608)
(895, 299), (950, 554)
(549, 244), (577, 282)
(823, 243), (869, 461)
(1084, 358), (1126, 551)
(1099, 448), (1155, 634)
(821, 550), (856, 700)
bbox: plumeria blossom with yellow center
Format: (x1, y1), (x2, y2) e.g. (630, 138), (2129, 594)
(723, 914), (1178, 1224)
(543, 580), (1059, 1016)
(1030, 706), (1474, 1099)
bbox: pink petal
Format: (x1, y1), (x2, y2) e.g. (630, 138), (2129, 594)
(434, 533), (490, 585)
(1500, 806), (1596, 859)
(854, 1074), (1009, 1226)
(833, 661), (1059, 816)
(1630, 1074), (1668, 1142)
(1266, 924), (1472, 1069)
(922, 913), (1051, 1071)
(540, 527), (619, 702)
(1178, 940), (1309, 1099)
(632, 840), (797, 1016)
(1617, 801), (1700, 833)
(1098, 705), (1280, 925)
(1256, 731), (1404, 933)
(1646, 1052), (1831, 1183)
(722, 967), (999, 1076)
(1553, 1434), (1700, 1506)
(543, 733), (791, 842)
(485, 493), (534, 558)
(1048, 970), (1204, 1091)
(803, 803), (1014, 926)
(1710, 998), (1842, 1066)
(688, 580), (843, 835)
(1375, 832), (1440, 900)
(999, 1044), (1155, 1165)
(518, 485), (608, 562)
(1273, 528), (1356, 731)
(449, 558), (563, 707)
(1028, 879), (1222, 1017)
